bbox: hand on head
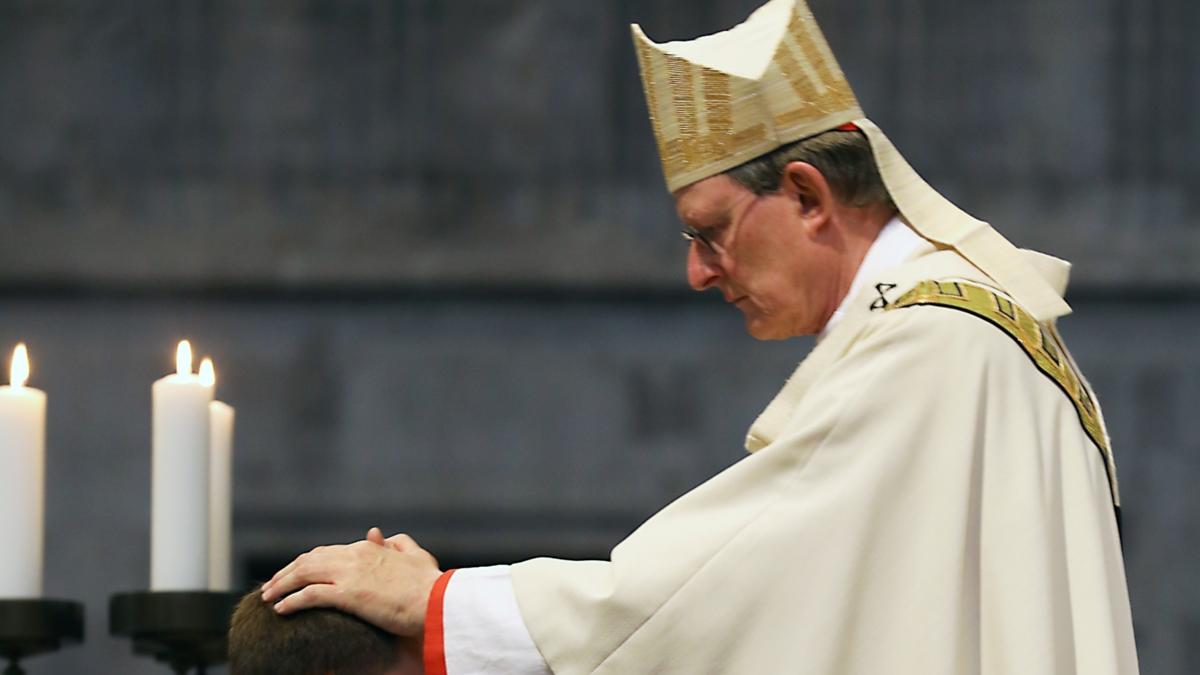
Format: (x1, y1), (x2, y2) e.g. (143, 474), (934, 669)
(260, 528), (442, 638)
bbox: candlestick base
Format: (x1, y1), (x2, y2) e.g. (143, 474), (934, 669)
(0, 599), (85, 675)
(109, 591), (239, 675)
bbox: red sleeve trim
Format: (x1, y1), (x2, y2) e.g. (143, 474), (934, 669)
(423, 569), (457, 675)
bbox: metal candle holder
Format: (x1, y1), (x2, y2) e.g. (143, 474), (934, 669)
(0, 599), (85, 675)
(109, 591), (239, 675)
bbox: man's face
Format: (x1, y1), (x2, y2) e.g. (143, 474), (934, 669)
(674, 173), (842, 340)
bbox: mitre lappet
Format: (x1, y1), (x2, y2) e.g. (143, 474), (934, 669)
(631, 0), (1071, 321)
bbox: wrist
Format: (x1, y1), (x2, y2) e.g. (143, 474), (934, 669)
(417, 566), (446, 624)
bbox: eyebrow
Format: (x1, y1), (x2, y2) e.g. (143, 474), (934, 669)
(679, 207), (728, 229)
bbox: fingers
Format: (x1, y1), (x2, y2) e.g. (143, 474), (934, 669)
(388, 534), (439, 569)
(272, 582), (340, 615)
(261, 547), (339, 602)
(369, 528), (409, 552)
(261, 556), (302, 597)
(385, 533), (418, 551)
(260, 533), (421, 604)
(259, 538), (440, 636)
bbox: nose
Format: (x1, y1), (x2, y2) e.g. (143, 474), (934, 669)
(686, 245), (721, 291)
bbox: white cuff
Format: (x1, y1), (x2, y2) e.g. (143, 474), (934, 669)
(442, 565), (553, 675)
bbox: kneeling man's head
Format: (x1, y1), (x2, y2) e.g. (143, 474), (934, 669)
(229, 585), (419, 675)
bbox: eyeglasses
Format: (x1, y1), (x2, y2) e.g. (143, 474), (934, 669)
(678, 193), (759, 260)
(680, 224), (729, 260)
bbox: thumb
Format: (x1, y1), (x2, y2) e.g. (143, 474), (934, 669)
(366, 527), (386, 546)
(385, 533), (418, 552)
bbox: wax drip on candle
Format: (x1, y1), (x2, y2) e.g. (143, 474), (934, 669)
(177, 340), (193, 376)
(10, 343), (29, 388)
(199, 358), (215, 387)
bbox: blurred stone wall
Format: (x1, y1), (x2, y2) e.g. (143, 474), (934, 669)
(0, 1), (1196, 673)
(3, 0), (1197, 289)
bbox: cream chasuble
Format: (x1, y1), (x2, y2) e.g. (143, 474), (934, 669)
(509, 247), (1138, 674)
(509, 1), (1137, 670)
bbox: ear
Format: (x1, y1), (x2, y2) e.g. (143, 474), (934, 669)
(779, 161), (834, 235)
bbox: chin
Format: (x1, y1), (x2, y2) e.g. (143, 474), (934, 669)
(744, 317), (793, 341)
(744, 311), (817, 340)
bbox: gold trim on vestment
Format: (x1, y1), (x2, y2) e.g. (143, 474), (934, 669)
(889, 280), (1120, 507)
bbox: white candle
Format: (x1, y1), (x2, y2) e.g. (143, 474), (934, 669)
(203, 357), (236, 591)
(150, 340), (213, 590)
(0, 344), (45, 598)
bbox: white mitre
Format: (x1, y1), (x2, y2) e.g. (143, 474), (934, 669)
(632, 0), (1072, 321)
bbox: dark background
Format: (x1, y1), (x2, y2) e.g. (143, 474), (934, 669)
(0, 0), (1196, 672)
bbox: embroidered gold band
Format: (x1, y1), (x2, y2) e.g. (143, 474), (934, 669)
(888, 280), (1119, 507)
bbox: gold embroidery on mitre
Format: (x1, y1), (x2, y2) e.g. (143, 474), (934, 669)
(666, 57), (700, 166)
(633, 34), (665, 162)
(631, 0), (862, 192)
(701, 69), (734, 157)
(888, 280), (1120, 507)
(648, 52), (768, 182)
(772, 5), (858, 130)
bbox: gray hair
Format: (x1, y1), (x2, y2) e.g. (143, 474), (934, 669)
(723, 129), (894, 209)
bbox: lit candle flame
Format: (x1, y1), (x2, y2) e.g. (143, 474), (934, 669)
(10, 343), (29, 388)
(199, 357), (215, 387)
(176, 340), (193, 376)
